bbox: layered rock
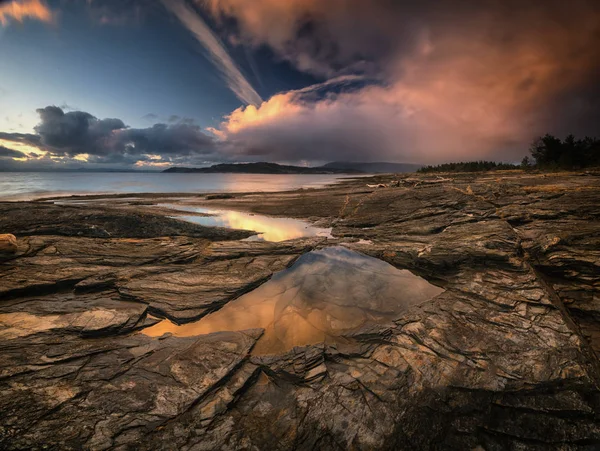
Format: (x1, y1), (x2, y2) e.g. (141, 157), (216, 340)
(1, 171), (599, 449)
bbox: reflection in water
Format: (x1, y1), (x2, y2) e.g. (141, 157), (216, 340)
(0, 173), (349, 201)
(160, 204), (332, 242)
(143, 247), (444, 354)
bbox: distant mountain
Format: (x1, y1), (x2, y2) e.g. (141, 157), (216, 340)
(321, 161), (422, 173)
(162, 162), (364, 174)
(163, 161), (421, 174)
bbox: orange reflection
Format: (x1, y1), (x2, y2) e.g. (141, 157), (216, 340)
(208, 209), (331, 241)
(163, 204), (332, 242)
(216, 173), (339, 193)
(143, 247), (444, 354)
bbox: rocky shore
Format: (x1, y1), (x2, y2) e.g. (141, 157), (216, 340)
(1, 170), (599, 450)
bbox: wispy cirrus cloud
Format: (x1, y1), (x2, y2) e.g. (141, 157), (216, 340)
(0, 0), (53, 26)
(161, 0), (262, 107)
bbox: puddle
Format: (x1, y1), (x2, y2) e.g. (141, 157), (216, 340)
(143, 247), (444, 354)
(158, 204), (332, 242)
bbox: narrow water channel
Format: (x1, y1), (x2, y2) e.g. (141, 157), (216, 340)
(159, 204), (332, 242)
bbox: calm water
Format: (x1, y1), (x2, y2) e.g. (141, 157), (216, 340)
(159, 204), (332, 242)
(0, 172), (349, 200)
(144, 247), (444, 354)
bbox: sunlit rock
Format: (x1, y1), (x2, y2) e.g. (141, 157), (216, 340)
(0, 234), (17, 254)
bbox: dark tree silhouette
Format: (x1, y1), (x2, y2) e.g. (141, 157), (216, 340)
(529, 134), (599, 169)
(416, 134), (598, 173)
(417, 161), (518, 173)
(521, 156), (531, 168)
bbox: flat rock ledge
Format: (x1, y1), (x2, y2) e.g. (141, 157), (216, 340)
(0, 171), (599, 450)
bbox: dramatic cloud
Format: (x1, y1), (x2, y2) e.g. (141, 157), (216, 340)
(162, 0), (262, 106)
(0, 0), (53, 26)
(0, 131), (41, 146)
(33, 106), (126, 156)
(206, 0), (600, 163)
(0, 106), (217, 168)
(203, 0), (422, 78)
(0, 145), (24, 158)
(2, 1), (598, 166)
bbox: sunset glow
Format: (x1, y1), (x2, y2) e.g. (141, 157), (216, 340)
(0, 0), (597, 169)
(0, 0), (53, 26)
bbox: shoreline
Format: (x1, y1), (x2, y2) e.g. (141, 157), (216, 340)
(0, 172), (372, 203)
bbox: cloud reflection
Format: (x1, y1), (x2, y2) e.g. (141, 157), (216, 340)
(164, 204), (332, 241)
(143, 247), (444, 354)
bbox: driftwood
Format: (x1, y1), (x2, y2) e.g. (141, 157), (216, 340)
(367, 176), (452, 189)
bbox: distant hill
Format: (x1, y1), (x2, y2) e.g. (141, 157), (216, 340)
(163, 162), (364, 174)
(163, 161), (420, 174)
(321, 161), (422, 173)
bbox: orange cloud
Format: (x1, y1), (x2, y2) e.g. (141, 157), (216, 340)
(208, 0), (600, 163)
(215, 32), (598, 162)
(0, 0), (53, 26)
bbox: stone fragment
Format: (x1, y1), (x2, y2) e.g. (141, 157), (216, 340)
(0, 233), (17, 254)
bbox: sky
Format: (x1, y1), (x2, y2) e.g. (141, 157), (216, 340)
(0, 0), (598, 170)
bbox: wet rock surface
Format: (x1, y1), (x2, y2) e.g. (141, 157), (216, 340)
(1, 171), (600, 450)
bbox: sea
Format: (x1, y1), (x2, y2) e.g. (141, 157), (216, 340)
(0, 172), (354, 201)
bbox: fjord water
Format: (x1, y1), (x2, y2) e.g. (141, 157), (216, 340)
(0, 172), (347, 200)
(160, 204), (332, 242)
(144, 247), (444, 354)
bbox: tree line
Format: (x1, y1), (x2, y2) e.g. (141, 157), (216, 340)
(417, 161), (518, 173)
(417, 134), (599, 173)
(526, 134), (599, 169)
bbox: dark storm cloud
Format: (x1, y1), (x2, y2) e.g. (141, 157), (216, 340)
(0, 106), (217, 167)
(0, 146), (24, 159)
(0, 131), (41, 146)
(205, 0), (600, 79)
(117, 122), (214, 155)
(207, 0), (600, 163)
(34, 106), (125, 156)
